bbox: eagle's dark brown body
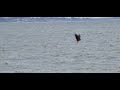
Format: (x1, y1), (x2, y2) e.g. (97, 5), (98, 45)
(75, 34), (81, 43)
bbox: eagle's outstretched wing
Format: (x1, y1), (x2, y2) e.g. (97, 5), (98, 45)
(75, 34), (78, 40)
(75, 34), (81, 42)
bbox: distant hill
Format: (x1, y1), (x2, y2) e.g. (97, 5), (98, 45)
(0, 17), (114, 22)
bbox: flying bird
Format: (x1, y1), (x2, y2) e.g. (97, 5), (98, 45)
(75, 34), (81, 43)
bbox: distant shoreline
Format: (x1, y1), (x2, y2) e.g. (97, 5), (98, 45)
(0, 17), (119, 23)
(0, 18), (119, 23)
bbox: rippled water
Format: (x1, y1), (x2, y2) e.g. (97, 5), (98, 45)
(0, 20), (120, 73)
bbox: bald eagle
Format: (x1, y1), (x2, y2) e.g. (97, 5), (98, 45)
(75, 34), (81, 43)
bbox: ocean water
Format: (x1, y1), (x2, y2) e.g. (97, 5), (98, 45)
(0, 19), (120, 73)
